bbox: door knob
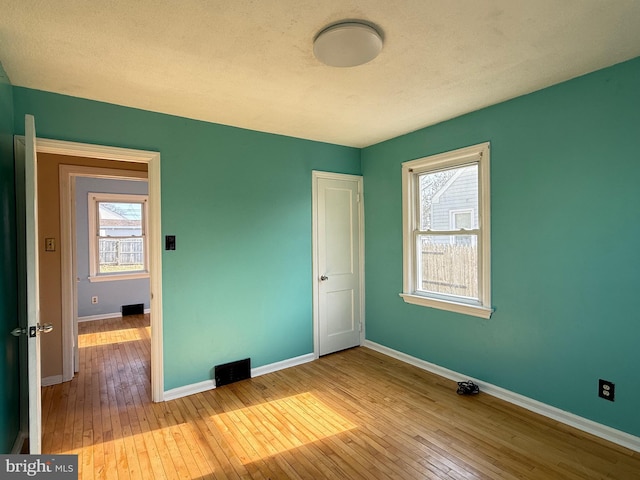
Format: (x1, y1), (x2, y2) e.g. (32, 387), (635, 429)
(38, 323), (54, 334)
(320, 275), (329, 281)
(12, 323), (54, 337)
(10, 327), (26, 337)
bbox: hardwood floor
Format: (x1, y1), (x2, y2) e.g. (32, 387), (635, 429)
(41, 314), (640, 479)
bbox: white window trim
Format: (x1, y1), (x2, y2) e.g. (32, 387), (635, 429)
(400, 142), (493, 319)
(88, 192), (150, 282)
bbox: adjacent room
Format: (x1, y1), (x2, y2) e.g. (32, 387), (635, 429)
(1, 1), (639, 478)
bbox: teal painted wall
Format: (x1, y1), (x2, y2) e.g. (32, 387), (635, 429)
(9, 56), (640, 440)
(12, 88), (361, 390)
(362, 57), (640, 437)
(0, 62), (19, 452)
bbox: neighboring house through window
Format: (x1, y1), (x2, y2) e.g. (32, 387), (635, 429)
(400, 142), (492, 318)
(450, 209), (474, 245)
(88, 193), (149, 282)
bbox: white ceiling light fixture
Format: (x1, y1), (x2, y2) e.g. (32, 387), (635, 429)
(314, 21), (383, 67)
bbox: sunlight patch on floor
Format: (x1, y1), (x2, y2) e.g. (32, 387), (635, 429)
(211, 392), (356, 464)
(79, 326), (150, 347)
(56, 392), (356, 478)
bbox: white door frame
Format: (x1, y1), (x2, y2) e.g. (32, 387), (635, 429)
(22, 137), (165, 402)
(311, 170), (365, 358)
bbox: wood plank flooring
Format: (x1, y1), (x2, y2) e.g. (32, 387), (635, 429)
(41, 314), (640, 479)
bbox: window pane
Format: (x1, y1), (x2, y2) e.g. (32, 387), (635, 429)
(419, 164), (478, 231)
(98, 237), (145, 273)
(98, 202), (142, 237)
(418, 234), (478, 300)
(452, 211), (472, 229)
(97, 202), (144, 273)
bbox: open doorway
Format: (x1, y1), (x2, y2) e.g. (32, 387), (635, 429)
(60, 166), (149, 380)
(31, 139), (164, 402)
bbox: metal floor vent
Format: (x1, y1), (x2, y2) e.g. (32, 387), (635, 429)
(215, 358), (251, 387)
(122, 303), (144, 316)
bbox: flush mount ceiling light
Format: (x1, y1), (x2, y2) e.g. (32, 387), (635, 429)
(313, 21), (383, 67)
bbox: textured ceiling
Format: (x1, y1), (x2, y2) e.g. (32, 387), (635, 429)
(1, 1), (639, 147)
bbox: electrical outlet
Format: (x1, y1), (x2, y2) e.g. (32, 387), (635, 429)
(598, 379), (615, 402)
(91, 296), (99, 305)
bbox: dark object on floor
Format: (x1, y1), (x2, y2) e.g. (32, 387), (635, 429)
(457, 380), (480, 395)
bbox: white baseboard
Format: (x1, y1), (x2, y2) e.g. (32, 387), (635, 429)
(78, 312), (120, 322)
(78, 308), (151, 322)
(41, 375), (63, 387)
(163, 353), (316, 402)
(163, 379), (216, 401)
(11, 431), (28, 454)
(251, 353), (315, 378)
(363, 340), (640, 453)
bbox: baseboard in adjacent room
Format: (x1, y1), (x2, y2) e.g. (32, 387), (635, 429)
(41, 375), (63, 387)
(78, 308), (151, 323)
(363, 340), (640, 454)
(163, 353), (315, 402)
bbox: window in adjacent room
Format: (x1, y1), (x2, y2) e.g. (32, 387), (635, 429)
(88, 193), (149, 282)
(400, 142), (492, 318)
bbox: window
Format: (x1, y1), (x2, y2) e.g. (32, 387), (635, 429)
(450, 209), (474, 245)
(400, 142), (492, 318)
(88, 193), (149, 282)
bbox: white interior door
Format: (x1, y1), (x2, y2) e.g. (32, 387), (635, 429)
(313, 172), (364, 356)
(23, 114), (45, 454)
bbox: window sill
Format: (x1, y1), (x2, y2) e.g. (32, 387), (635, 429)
(399, 293), (493, 319)
(89, 272), (150, 283)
